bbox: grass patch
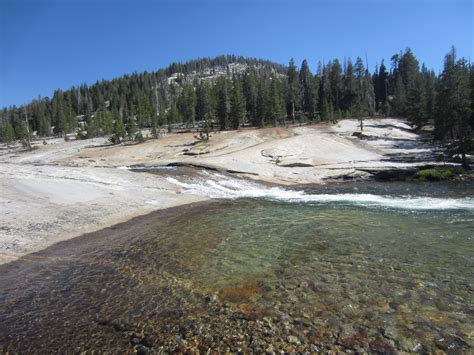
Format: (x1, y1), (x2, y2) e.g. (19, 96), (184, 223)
(412, 168), (456, 181)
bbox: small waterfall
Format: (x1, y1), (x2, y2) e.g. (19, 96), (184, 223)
(166, 171), (474, 211)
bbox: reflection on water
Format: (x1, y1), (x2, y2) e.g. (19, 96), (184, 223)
(1, 181), (473, 353)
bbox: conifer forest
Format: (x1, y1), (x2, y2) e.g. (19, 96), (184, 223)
(1, 49), (472, 157)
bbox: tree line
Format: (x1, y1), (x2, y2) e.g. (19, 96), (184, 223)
(1, 49), (473, 158)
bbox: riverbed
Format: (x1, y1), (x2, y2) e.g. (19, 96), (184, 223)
(1, 176), (472, 353)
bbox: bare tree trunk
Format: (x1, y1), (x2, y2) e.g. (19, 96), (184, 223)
(24, 109), (32, 151)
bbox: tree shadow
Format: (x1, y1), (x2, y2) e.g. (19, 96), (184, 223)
(364, 123), (414, 134)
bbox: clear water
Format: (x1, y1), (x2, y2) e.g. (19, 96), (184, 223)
(1, 177), (473, 353)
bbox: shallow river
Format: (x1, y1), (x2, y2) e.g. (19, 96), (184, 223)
(1, 172), (473, 353)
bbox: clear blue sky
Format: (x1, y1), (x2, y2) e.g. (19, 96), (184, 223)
(1, 0), (472, 108)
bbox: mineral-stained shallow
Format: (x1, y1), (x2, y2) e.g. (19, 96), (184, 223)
(1, 181), (473, 353)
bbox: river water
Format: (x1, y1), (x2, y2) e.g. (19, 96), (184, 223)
(1, 170), (473, 353)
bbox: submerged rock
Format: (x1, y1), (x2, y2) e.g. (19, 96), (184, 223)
(205, 294), (219, 304)
(434, 333), (468, 352)
(369, 337), (396, 354)
(287, 335), (301, 345)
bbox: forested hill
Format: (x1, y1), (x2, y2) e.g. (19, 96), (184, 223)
(0, 55), (286, 140)
(1, 49), (473, 152)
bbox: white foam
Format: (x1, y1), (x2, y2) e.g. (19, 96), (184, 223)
(166, 173), (474, 211)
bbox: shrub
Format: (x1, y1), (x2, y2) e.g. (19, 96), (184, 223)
(413, 168), (455, 181)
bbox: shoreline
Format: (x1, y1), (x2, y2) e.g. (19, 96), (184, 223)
(0, 199), (219, 273)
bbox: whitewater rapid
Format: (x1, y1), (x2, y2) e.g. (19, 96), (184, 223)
(166, 171), (474, 211)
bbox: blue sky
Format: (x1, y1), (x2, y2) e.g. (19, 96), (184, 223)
(1, 0), (472, 107)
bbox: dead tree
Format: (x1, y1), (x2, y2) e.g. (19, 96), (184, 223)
(24, 109), (32, 151)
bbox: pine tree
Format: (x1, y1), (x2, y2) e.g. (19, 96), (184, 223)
(352, 58), (376, 118)
(328, 59), (344, 113)
(390, 49), (420, 116)
(342, 59), (356, 115)
(287, 58), (300, 123)
(52, 90), (68, 135)
(199, 112), (212, 141)
(453, 58), (472, 168)
(157, 95), (167, 126)
(299, 59), (315, 118)
(268, 74), (285, 126)
(150, 110), (160, 139)
(178, 85), (196, 127)
(406, 74), (427, 127)
(0, 120), (15, 142)
(421, 65), (436, 121)
(242, 70), (258, 123)
(435, 47), (472, 168)
(37, 107), (51, 137)
(230, 78), (245, 129)
(435, 47), (457, 139)
(126, 115), (138, 140)
(64, 92), (76, 132)
(216, 78), (230, 130)
(353, 57), (366, 117)
(399, 48), (420, 97)
(321, 98), (331, 121)
(364, 68), (376, 116)
(19, 109), (32, 150)
(112, 114), (126, 144)
(256, 81), (268, 127)
(452, 58), (472, 168)
(374, 60), (389, 111)
(318, 63), (331, 120)
(166, 102), (180, 132)
(102, 110), (114, 135)
(195, 82), (210, 122)
(85, 112), (98, 138)
(311, 74), (320, 119)
(392, 75), (406, 116)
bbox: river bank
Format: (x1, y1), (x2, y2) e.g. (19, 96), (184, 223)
(0, 118), (464, 264)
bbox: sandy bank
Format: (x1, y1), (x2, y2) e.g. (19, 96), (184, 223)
(0, 118), (450, 264)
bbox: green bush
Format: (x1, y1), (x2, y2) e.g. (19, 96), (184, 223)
(413, 168), (455, 181)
